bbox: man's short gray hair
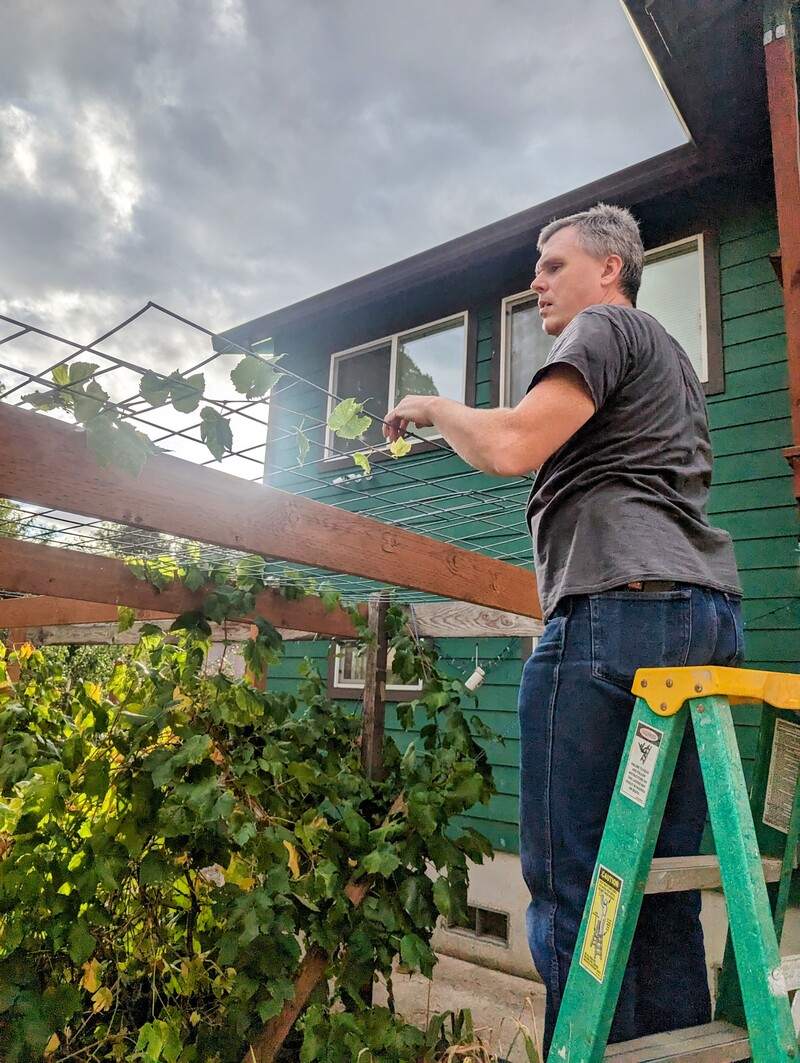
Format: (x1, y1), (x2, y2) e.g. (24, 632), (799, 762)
(537, 203), (644, 304)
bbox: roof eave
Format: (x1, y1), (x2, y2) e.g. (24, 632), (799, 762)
(216, 141), (704, 351)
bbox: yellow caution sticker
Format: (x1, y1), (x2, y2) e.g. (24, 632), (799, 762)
(579, 865), (623, 983)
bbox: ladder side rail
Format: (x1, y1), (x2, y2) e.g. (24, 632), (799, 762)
(547, 698), (689, 1063)
(691, 695), (796, 1062)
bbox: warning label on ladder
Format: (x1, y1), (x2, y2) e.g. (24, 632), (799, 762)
(763, 717), (800, 834)
(579, 865), (623, 983)
(620, 721), (664, 807)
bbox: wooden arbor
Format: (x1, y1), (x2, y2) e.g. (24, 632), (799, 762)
(0, 403), (541, 642)
(0, 401), (542, 1060)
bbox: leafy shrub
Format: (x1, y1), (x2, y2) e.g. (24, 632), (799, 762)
(0, 607), (495, 1061)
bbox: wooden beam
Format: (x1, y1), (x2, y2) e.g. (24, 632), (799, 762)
(0, 589), (543, 642)
(0, 596), (171, 629)
(24, 620), (253, 647)
(405, 601), (543, 639)
(276, 603), (543, 641)
(0, 404), (541, 618)
(764, 11), (800, 497)
(0, 539), (360, 639)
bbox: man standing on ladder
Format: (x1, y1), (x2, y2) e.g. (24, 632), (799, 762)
(384, 203), (743, 1054)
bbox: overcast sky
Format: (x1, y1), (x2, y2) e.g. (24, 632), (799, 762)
(0, 0), (684, 363)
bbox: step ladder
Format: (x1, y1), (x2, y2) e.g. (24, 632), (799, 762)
(548, 665), (800, 1063)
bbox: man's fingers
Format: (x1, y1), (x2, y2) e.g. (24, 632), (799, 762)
(383, 413), (410, 442)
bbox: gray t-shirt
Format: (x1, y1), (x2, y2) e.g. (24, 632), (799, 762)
(525, 304), (742, 619)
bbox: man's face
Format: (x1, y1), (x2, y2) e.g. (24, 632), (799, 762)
(530, 226), (609, 337)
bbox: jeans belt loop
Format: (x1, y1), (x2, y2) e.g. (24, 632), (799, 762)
(626, 580), (677, 592)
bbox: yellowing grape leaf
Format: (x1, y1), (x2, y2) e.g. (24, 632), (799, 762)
(81, 958), (102, 993)
(283, 840), (301, 880)
(92, 986), (113, 1013)
(353, 451), (371, 475)
(389, 437), (413, 458)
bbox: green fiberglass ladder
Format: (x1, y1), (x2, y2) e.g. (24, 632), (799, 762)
(549, 666), (800, 1063)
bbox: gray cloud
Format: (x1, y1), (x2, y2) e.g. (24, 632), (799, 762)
(0, 0), (684, 353)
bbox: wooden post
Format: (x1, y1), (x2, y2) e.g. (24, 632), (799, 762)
(245, 623), (268, 691)
(4, 628), (29, 683)
(763, 4), (800, 498)
(361, 594), (389, 783)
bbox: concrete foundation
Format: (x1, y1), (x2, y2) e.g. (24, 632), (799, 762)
(433, 851), (800, 997)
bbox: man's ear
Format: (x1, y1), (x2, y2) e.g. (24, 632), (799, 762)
(600, 253), (624, 290)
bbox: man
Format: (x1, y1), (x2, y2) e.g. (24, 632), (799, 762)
(384, 204), (742, 1052)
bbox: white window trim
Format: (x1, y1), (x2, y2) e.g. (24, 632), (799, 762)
(326, 311), (468, 457)
(332, 642), (423, 693)
(499, 233), (709, 405)
(640, 233), (708, 383)
(499, 289), (538, 408)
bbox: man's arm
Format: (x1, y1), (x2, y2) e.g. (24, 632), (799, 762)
(383, 364), (596, 477)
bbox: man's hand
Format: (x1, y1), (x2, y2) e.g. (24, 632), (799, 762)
(383, 395), (437, 443)
(381, 366), (594, 476)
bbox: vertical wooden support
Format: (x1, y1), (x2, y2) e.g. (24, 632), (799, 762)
(4, 628), (29, 683)
(360, 594), (389, 783)
(763, 4), (800, 498)
(245, 624), (268, 691)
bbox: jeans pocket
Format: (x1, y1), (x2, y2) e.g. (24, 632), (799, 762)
(590, 590), (693, 693)
(721, 594), (745, 666)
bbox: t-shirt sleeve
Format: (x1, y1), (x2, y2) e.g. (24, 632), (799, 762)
(527, 309), (629, 411)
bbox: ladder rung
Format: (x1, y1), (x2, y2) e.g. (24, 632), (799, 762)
(645, 854), (783, 893)
(603, 1020), (750, 1063)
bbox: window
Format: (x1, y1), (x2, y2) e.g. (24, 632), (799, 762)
(501, 234), (717, 407)
(328, 640), (424, 701)
(447, 904), (509, 945)
(637, 236), (707, 382)
(327, 314), (467, 455)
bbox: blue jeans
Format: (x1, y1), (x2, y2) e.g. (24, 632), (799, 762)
(518, 585), (744, 1054)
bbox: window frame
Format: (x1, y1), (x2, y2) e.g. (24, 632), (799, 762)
(325, 311), (469, 458)
(499, 229), (724, 405)
(327, 640), (425, 702)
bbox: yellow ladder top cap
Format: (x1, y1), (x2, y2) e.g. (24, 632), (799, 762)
(632, 665), (800, 717)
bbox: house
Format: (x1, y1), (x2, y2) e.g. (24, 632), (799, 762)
(217, 0), (800, 980)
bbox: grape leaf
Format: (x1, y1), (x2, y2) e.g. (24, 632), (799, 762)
(84, 415), (119, 469)
(432, 875), (452, 917)
(327, 398), (371, 440)
(199, 406), (233, 460)
(389, 436), (413, 458)
(230, 355), (281, 399)
(112, 422), (157, 477)
(399, 932), (436, 977)
(139, 370), (172, 408)
(353, 451), (371, 475)
(68, 361), (99, 385)
(72, 380), (109, 424)
(22, 388), (63, 411)
(182, 566), (208, 592)
(169, 372), (205, 414)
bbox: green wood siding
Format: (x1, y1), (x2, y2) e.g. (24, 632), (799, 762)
(708, 205), (798, 795)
